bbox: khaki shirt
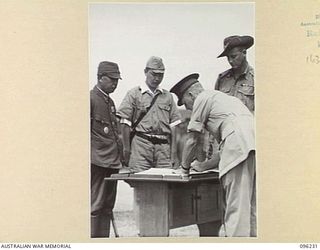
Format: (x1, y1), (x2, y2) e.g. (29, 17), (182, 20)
(117, 85), (181, 135)
(215, 65), (254, 112)
(188, 90), (255, 177)
(90, 86), (122, 169)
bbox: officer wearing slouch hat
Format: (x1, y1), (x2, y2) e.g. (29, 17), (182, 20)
(90, 61), (123, 237)
(215, 35), (255, 113)
(117, 56), (181, 173)
(170, 73), (256, 237)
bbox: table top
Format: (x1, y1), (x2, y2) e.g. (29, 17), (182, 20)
(106, 171), (219, 183)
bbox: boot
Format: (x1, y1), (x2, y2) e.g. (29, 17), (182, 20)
(91, 213), (111, 238)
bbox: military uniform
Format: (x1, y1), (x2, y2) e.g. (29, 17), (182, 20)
(91, 86), (122, 169)
(188, 91), (255, 178)
(215, 35), (255, 113)
(215, 65), (254, 112)
(90, 61), (122, 238)
(117, 85), (181, 172)
(170, 74), (256, 237)
(189, 91), (256, 237)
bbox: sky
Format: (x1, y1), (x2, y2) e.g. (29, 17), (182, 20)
(89, 3), (255, 107)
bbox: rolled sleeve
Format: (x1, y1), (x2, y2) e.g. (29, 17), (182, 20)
(187, 92), (211, 133)
(170, 119), (181, 128)
(116, 90), (135, 122)
(188, 120), (204, 133)
(120, 118), (132, 127)
(169, 94), (182, 124)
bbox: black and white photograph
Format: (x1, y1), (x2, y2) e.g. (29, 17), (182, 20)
(2, 0), (320, 247)
(89, 2), (255, 238)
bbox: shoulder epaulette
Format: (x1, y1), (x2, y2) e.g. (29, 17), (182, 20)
(218, 69), (232, 79)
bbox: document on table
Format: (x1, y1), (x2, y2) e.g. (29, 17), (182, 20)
(132, 168), (219, 178)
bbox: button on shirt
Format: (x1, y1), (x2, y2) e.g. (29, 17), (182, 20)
(187, 90), (255, 177)
(90, 86), (122, 169)
(117, 85), (181, 135)
(215, 65), (254, 112)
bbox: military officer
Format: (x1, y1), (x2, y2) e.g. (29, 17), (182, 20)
(117, 56), (181, 173)
(207, 35), (255, 167)
(170, 73), (256, 237)
(90, 61), (123, 237)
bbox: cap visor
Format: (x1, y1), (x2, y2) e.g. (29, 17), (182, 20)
(151, 69), (165, 73)
(108, 73), (122, 79)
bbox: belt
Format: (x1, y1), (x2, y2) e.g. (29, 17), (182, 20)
(135, 132), (169, 145)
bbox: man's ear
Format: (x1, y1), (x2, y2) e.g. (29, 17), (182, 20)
(189, 91), (195, 100)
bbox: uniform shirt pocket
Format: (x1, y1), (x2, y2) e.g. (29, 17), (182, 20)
(236, 83), (255, 112)
(158, 103), (171, 123)
(238, 84), (254, 96)
(158, 103), (170, 111)
(92, 115), (111, 137)
(135, 102), (148, 113)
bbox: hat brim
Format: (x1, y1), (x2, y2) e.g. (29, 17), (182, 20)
(107, 73), (122, 79)
(217, 50), (228, 58)
(150, 69), (165, 74)
(217, 38), (254, 58)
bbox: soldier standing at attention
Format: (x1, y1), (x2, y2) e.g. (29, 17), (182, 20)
(117, 56), (181, 173)
(90, 61), (123, 237)
(215, 35), (255, 113)
(207, 35), (255, 163)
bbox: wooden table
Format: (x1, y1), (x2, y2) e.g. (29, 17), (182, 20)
(106, 172), (222, 237)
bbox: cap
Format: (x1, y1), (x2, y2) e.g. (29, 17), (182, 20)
(170, 73), (199, 106)
(98, 61), (122, 79)
(217, 35), (254, 58)
(146, 56), (165, 73)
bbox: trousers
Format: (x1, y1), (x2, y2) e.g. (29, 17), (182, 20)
(129, 135), (171, 173)
(91, 164), (118, 237)
(219, 151), (256, 237)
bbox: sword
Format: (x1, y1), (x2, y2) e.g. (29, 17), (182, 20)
(111, 212), (119, 237)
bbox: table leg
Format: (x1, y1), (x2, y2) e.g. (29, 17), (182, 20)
(134, 182), (169, 237)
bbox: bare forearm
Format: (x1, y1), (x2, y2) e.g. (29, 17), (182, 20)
(120, 123), (131, 151)
(170, 127), (178, 156)
(181, 132), (201, 170)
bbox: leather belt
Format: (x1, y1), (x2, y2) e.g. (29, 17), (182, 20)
(136, 132), (169, 145)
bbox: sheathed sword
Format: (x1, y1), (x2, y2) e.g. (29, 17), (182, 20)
(111, 212), (119, 237)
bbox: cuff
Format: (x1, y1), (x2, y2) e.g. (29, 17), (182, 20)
(120, 118), (132, 127)
(170, 119), (181, 128)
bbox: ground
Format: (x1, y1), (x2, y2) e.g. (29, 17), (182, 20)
(109, 182), (199, 238)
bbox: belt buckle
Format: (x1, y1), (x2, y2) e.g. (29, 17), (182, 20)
(150, 137), (158, 144)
